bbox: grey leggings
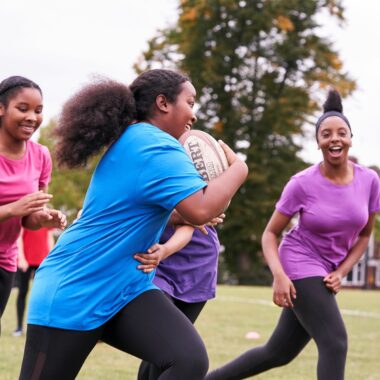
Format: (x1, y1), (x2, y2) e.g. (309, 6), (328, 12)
(206, 276), (347, 380)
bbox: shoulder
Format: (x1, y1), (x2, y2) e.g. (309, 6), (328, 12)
(354, 163), (379, 181)
(291, 164), (319, 181)
(119, 123), (185, 160)
(283, 164), (318, 194)
(354, 164), (380, 196)
(27, 140), (51, 158)
(127, 122), (181, 147)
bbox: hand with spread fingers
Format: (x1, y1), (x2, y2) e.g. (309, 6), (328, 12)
(23, 208), (67, 230)
(218, 140), (238, 166)
(0, 191), (53, 222)
(134, 243), (168, 273)
(206, 213), (225, 226)
(194, 213), (225, 235)
(40, 209), (67, 230)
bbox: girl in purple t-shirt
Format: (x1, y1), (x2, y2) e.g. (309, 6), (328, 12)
(206, 90), (380, 380)
(0, 76), (66, 334)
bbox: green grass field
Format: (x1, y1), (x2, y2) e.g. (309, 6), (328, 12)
(1, 285), (379, 379)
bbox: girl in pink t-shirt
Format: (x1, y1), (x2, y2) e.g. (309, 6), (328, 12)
(207, 90), (380, 380)
(0, 76), (66, 334)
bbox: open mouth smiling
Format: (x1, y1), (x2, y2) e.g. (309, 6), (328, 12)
(328, 146), (343, 156)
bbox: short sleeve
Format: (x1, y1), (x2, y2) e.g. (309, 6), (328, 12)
(276, 177), (305, 217)
(138, 141), (207, 210)
(368, 171), (380, 213)
(39, 146), (52, 189)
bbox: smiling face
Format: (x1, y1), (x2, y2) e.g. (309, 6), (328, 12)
(163, 81), (197, 139)
(317, 116), (352, 166)
(0, 88), (43, 142)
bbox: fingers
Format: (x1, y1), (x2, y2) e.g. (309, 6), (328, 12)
(324, 273), (342, 294)
(134, 252), (160, 271)
(27, 191), (53, 204)
(324, 281), (340, 294)
(196, 225), (208, 235)
(134, 253), (158, 264)
(52, 210), (66, 224)
(207, 217), (224, 226)
(138, 266), (155, 273)
(205, 213), (226, 228)
(290, 283), (297, 301)
(274, 293), (294, 308)
(50, 210), (67, 229)
(274, 296), (291, 308)
(218, 140), (237, 165)
(24, 195), (52, 213)
(147, 244), (160, 254)
(39, 209), (67, 229)
(136, 262), (158, 273)
(273, 291), (295, 308)
(11, 192), (53, 217)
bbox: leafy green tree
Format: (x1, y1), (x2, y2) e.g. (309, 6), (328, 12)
(39, 120), (101, 223)
(135, 0), (356, 283)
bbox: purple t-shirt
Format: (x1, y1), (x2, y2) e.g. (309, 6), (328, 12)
(276, 163), (380, 280)
(154, 225), (220, 302)
(0, 141), (52, 271)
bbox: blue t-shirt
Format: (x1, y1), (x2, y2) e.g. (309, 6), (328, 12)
(28, 123), (206, 330)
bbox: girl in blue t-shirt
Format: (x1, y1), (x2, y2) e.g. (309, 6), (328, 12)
(19, 69), (248, 380)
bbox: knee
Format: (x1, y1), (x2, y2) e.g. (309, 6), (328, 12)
(269, 348), (298, 367)
(320, 328), (348, 360)
(331, 329), (348, 357)
(191, 348), (209, 378)
(172, 341), (209, 379)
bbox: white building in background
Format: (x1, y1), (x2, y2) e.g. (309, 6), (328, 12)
(341, 157), (380, 289)
(342, 233), (380, 289)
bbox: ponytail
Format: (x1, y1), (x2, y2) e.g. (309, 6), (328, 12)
(54, 78), (136, 167)
(315, 88), (352, 139)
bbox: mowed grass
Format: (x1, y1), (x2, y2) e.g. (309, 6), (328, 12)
(1, 285), (379, 379)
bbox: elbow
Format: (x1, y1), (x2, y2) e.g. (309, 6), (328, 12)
(182, 208), (213, 226)
(21, 215), (39, 230)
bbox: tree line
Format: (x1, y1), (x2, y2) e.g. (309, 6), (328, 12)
(41, 0), (358, 284)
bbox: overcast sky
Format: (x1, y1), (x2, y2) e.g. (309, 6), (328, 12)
(1, 0), (379, 167)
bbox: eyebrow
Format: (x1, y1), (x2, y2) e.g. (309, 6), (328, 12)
(321, 126), (349, 132)
(16, 102), (43, 107)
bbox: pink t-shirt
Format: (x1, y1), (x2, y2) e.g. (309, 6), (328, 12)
(0, 141), (52, 272)
(276, 163), (380, 280)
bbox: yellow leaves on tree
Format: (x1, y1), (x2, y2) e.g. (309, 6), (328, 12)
(213, 120), (223, 133)
(324, 52), (343, 70)
(274, 16), (295, 32)
(180, 8), (198, 23)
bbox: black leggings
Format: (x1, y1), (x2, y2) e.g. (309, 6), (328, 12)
(19, 289), (208, 380)
(16, 267), (38, 330)
(137, 293), (207, 380)
(0, 267), (16, 335)
(206, 277), (347, 380)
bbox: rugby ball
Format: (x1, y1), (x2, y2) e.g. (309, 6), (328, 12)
(179, 130), (229, 182)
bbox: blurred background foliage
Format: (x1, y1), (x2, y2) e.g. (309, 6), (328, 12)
(43, 0), (366, 284)
(133, 0), (356, 283)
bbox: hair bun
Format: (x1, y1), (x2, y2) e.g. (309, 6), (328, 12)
(323, 88), (343, 113)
